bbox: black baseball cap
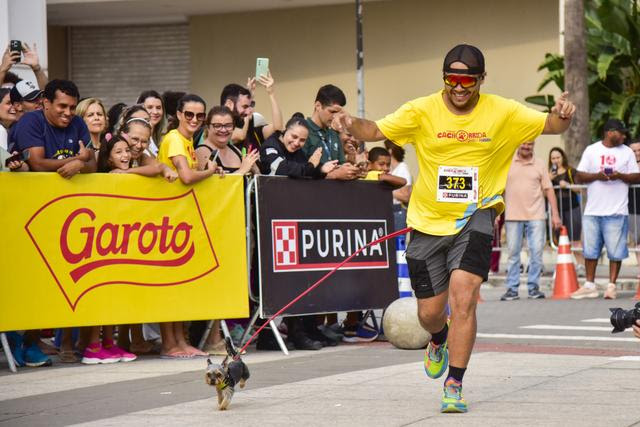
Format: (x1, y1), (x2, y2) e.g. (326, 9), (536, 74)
(443, 44), (485, 75)
(603, 118), (627, 133)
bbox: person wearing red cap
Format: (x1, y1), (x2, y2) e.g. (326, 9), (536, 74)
(332, 43), (576, 413)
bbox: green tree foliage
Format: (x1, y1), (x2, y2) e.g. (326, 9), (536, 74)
(526, 0), (640, 140)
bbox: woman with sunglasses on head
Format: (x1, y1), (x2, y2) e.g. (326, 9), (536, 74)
(196, 106), (260, 175)
(158, 94), (219, 185)
(137, 90), (166, 157)
(548, 146), (584, 268)
(156, 94), (219, 359)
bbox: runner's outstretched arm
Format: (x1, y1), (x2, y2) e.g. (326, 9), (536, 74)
(331, 108), (386, 142)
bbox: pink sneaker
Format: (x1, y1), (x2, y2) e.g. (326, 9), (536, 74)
(103, 340), (137, 362)
(81, 343), (121, 364)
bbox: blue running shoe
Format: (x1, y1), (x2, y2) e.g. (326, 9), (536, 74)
(342, 324), (378, 343)
(441, 378), (468, 413)
(24, 344), (52, 367)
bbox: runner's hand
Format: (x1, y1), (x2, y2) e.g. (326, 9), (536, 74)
(331, 107), (353, 133)
(551, 92), (576, 120)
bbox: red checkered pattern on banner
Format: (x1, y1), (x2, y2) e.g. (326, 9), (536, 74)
(274, 223), (298, 267)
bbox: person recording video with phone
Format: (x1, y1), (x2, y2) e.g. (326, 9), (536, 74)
(0, 42), (48, 92)
(195, 106), (259, 175)
(220, 69), (283, 154)
(573, 119), (640, 300)
(548, 146), (584, 270)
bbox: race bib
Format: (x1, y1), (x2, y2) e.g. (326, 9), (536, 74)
(436, 166), (478, 203)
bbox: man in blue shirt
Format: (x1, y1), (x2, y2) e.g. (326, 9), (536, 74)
(12, 79), (96, 177)
(7, 79), (96, 368)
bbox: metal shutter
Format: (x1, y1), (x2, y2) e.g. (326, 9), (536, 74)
(70, 24), (190, 109)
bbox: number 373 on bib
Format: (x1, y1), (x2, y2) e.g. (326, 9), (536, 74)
(436, 166), (478, 203)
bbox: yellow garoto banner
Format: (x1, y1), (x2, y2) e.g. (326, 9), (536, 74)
(0, 173), (248, 331)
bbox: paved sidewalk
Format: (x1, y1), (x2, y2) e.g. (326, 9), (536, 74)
(2, 344), (639, 426)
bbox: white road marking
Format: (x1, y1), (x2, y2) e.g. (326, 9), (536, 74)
(520, 324), (621, 332)
(610, 356), (640, 361)
(477, 333), (637, 342)
(581, 318), (612, 323)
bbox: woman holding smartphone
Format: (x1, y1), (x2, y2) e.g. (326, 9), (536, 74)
(549, 146), (584, 269)
(195, 106), (259, 175)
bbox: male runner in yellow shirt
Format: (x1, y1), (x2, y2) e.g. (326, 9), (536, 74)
(332, 44), (575, 413)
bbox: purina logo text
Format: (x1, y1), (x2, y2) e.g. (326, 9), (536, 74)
(271, 219), (389, 272)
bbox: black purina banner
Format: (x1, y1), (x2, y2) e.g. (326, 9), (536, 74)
(256, 176), (398, 317)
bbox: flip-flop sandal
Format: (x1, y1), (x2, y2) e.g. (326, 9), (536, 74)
(160, 351), (194, 359)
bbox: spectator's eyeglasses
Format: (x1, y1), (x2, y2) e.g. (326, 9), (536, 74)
(208, 123), (234, 131)
(182, 111), (206, 122)
(443, 74), (480, 89)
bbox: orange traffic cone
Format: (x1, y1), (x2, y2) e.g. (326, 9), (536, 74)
(552, 226), (579, 299)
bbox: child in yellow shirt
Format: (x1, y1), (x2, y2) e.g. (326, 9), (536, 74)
(364, 146), (406, 188)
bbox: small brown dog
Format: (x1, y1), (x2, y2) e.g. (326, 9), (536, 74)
(205, 338), (250, 410)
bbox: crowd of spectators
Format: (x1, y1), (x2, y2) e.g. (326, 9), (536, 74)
(0, 43), (411, 366)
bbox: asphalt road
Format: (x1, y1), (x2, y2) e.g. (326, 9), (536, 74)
(1, 284), (639, 426)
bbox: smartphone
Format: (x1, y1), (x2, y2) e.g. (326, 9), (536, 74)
(604, 166), (613, 175)
(256, 58), (269, 79)
(9, 40), (21, 63)
(4, 150), (29, 167)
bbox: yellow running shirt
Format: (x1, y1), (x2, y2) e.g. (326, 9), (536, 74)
(376, 91), (547, 236)
(157, 129), (198, 171)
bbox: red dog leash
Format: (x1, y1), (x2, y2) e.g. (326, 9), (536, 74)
(236, 226), (413, 358)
